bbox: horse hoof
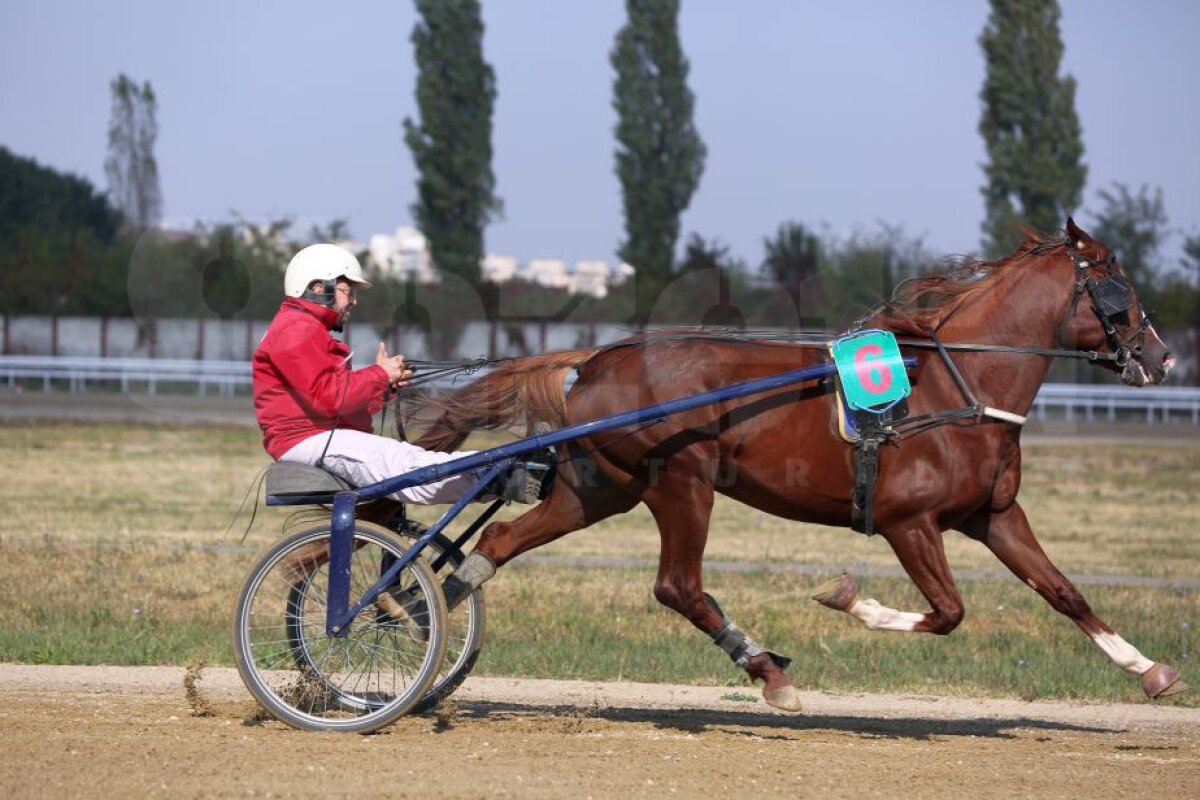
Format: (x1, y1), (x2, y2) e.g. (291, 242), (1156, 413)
(1142, 663), (1189, 699)
(812, 573), (858, 612)
(763, 685), (803, 712)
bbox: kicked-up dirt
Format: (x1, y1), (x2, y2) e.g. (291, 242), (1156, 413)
(0, 664), (1196, 799)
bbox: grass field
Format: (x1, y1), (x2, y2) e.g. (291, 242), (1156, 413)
(0, 420), (1196, 704)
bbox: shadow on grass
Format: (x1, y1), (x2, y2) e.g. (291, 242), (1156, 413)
(441, 699), (1121, 741)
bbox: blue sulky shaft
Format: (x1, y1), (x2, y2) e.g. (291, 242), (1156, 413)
(324, 357), (914, 636)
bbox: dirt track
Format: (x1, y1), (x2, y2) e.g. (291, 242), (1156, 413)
(0, 665), (1196, 799)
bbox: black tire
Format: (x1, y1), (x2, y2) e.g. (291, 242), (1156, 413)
(233, 522), (447, 733)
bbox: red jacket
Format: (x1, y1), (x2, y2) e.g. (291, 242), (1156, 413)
(253, 297), (389, 459)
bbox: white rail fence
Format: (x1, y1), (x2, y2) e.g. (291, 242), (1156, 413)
(0, 356), (251, 397)
(2, 356), (1198, 424)
(1030, 384), (1200, 424)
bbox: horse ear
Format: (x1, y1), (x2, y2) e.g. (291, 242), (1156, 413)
(1065, 216), (1091, 247)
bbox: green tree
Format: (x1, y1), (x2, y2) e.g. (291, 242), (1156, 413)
(1154, 234), (1200, 335)
(677, 233), (743, 274)
(978, 0), (1086, 256)
(611, 0), (706, 324)
(0, 147), (119, 245)
(1090, 182), (1168, 295)
(1185, 235), (1200, 273)
(104, 74), (162, 232)
(644, 233), (752, 328)
(403, 0), (499, 290)
(822, 225), (934, 330)
(0, 147), (123, 314)
(762, 221), (823, 316)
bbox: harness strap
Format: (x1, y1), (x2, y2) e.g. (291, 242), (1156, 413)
(981, 407), (1027, 425)
(930, 331), (978, 408)
(660, 329), (1121, 363)
(851, 432), (883, 536)
(892, 338), (1116, 363)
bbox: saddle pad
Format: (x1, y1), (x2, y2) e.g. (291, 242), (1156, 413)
(832, 382), (862, 444)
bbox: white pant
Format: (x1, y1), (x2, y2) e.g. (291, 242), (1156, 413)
(279, 429), (483, 505)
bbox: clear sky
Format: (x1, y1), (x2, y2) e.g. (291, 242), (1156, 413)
(2, 1), (1197, 269)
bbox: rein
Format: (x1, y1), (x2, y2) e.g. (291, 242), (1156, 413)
(403, 356), (494, 388)
(638, 326), (1123, 364)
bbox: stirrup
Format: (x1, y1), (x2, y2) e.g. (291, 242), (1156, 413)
(492, 458), (554, 504)
(489, 425), (557, 504)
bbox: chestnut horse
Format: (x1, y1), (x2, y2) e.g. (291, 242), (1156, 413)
(417, 219), (1185, 710)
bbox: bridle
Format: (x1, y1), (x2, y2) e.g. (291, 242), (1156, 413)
(1061, 242), (1152, 369)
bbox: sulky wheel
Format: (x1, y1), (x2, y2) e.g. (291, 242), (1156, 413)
(389, 519), (486, 713)
(233, 521), (447, 733)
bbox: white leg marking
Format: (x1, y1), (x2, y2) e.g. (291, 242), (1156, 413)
(1091, 632), (1154, 675)
(849, 598), (925, 632)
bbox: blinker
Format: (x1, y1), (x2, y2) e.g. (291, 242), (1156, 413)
(1089, 274), (1132, 318)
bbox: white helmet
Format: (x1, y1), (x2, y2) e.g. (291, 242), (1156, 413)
(283, 243), (372, 299)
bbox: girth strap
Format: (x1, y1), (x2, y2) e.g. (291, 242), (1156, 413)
(851, 413), (887, 536)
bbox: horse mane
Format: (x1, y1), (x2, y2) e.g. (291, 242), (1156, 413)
(868, 228), (1069, 337)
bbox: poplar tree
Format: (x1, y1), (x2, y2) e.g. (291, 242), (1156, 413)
(978, 0), (1086, 256)
(611, 0), (706, 323)
(403, 0), (499, 288)
(104, 74), (162, 232)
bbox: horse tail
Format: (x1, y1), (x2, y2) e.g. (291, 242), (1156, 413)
(411, 348), (599, 452)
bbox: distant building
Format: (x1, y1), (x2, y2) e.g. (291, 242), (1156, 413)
(364, 224), (632, 296)
(572, 261), (609, 297)
(368, 226), (436, 282)
(482, 253), (518, 283)
(525, 259), (571, 290)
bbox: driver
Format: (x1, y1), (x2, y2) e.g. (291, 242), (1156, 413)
(252, 243), (541, 505)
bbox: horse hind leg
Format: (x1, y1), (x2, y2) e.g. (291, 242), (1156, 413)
(642, 477), (803, 712)
(702, 593), (803, 711)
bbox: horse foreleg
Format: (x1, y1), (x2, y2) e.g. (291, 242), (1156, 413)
(966, 502), (1187, 699)
(813, 516), (965, 634)
(643, 477), (803, 712)
(812, 573), (926, 631)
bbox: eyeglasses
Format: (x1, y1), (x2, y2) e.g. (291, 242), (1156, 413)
(336, 285), (358, 299)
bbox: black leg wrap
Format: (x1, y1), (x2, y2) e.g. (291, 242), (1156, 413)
(706, 593), (779, 668)
(441, 551), (496, 611)
(711, 620), (765, 668)
(441, 574), (472, 611)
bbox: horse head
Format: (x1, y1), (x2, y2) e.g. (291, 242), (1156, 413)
(1060, 217), (1175, 386)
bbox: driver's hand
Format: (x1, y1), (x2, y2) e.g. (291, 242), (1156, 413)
(376, 342), (413, 388)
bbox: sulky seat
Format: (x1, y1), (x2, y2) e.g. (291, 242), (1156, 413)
(264, 462), (354, 506)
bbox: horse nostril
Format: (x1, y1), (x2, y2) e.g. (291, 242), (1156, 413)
(1164, 354), (1176, 372)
